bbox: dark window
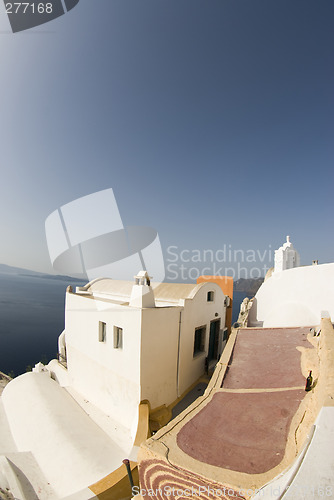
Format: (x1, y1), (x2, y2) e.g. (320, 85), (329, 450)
(193, 326), (206, 357)
(113, 326), (123, 349)
(99, 321), (106, 342)
(207, 291), (214, 302)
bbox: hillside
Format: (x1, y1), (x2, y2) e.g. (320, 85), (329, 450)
(0, 263), (84, 283)
(233, 277), (264, 295)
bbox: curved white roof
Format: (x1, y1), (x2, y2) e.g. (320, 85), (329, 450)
(1, 372), (129, 498)
(85, 279), (211, 303)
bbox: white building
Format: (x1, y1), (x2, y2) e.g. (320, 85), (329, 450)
(0, 271), (227, 499)
(55, 271), (227, 431)
(274, 235), (300, 273)
(249, 237), (334, 328)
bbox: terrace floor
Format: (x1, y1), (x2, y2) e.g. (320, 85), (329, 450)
(177, 327), (314, 474)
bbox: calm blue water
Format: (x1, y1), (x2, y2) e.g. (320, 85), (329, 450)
(0, 273), (77, 376)
(0, 273), (250, 376)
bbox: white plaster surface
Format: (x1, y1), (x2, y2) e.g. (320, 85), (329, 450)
(64, 291), (142, 432)
(62, 489), (96, 500)
(274, 236), (300, 273)
(64, 386), (135, 456)
(129, 280), (155, 308)
(140, 282), (226, 405)
(176, 284), (226, 396)
(47, 359), (70, 387)
(248, 263), (334, 327)
(1, 373), (131, 498)
(282, 407), (334, 499)
(140, 306), (181, 406)
(0, 400), (17, 454)
(0, 452), (57, 499)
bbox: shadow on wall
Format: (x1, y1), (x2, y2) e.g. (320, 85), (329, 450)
(246, 298), (263, 327)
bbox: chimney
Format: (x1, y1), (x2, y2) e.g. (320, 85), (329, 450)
(129, 271), (155, 308)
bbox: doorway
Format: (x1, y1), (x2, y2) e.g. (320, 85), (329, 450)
(208, 319), (220, 363)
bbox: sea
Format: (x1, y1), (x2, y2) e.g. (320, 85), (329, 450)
(0, 273), (250, 376)
(0, 273), (76, 376)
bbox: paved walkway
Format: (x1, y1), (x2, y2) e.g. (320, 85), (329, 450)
(177, 327), (313, 475)
(172, 382), (208, 419)
(223, 327), (312, 389)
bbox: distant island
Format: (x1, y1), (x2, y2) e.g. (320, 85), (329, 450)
(233, 277), (264, 295)
(0, 263), (85, 283)
(0, 263), (265, 295)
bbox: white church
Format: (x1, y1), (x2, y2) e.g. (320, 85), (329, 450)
(249, 236), (334, 328)
(273, 235), (300, 273)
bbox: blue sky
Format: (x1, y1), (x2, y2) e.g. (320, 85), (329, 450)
(0, 0), (333, 280)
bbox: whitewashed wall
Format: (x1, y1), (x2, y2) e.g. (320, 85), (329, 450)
(248, 263), (334, 327)
(64, 282), (226, 423)
(64, 292), (142, 432)
(178, 283), (226, 396)
(140, 306), (181, 408)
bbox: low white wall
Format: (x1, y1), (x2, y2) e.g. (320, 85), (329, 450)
(248, 263), (334, 328)
(2, 373), (130, 498)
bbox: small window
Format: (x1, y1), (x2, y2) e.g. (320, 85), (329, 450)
(207, 291), (214, 302)
(193, 326), (206, 357)
(99, 321), (106, 342)
(113, 326), (123, 349)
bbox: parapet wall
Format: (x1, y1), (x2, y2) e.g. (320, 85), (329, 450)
(248, 263), (334, 327)
(137, 319), (334, 499)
